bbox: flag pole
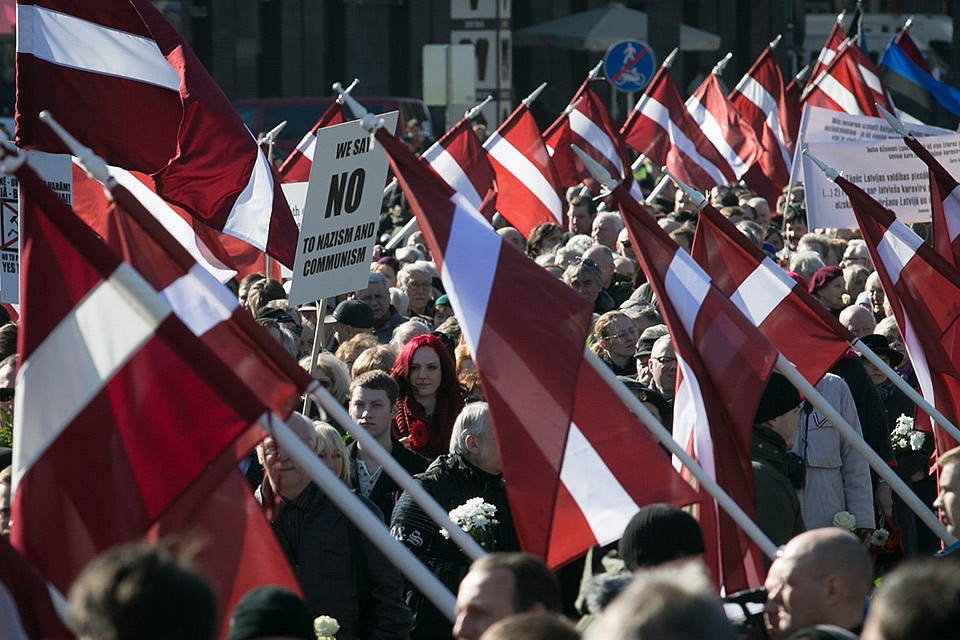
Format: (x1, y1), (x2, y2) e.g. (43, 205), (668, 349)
(301, 297), (326, 416)
(710, 52), (733, 77)
(661, 160), (955, 545)
(260, 120), (287, 278)
(643, 175), (672, 205)
(584, 349), (779, 560)
(307, 386), (487, 561)
(852, 338), (960, 441)
(464, 95), (494, 121)
(262, 414), (457, 619)
(573, 144), (781, 559)
(775, 354), (956, 544)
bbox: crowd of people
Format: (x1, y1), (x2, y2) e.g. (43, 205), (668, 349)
(5, 170), (960, 640)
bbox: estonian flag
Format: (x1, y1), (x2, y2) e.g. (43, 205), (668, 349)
(879, 37), (960, 130)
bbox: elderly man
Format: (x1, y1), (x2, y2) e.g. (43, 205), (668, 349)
(647, 335), (676, 401)
(355, 272), (407, 343)
(452, 553), (562, 640)
(764, 528), (873, 639)
(563, 258), (614, 313)
(838, 304), (875, 338)
(257, 413), (413, 638)
(391, 403), (519, 640)
(591, 212), (623, 251)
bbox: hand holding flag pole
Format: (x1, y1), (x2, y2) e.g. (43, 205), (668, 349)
(572, 144), (779, 561)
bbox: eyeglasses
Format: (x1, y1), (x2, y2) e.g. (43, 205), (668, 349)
(652, 355), (677, 365)
(405, 281), (432, 291)
(604, 327), (639, 342)
(571, 257), (599, 270)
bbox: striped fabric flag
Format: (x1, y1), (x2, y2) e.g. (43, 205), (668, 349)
(279, 101), (348, 183)
(422, 116), (496, 217)
(378, 123), (698, 568)
(611, 183), (778, 592)
(15, 0), (299, 266)
(835, 174), (960, 456)
(484, 101), (564, 236)
(621, 65), (735, 190)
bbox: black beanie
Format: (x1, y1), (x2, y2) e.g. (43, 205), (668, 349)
(755, 372), (802, 424)
(618, 503), (705, 571)
(226, 586), (313, 640)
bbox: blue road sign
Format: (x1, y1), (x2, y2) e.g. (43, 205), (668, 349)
(604, 40), (656, 93)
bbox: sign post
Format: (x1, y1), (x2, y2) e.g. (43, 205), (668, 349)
(288, 112), (398, 307)
(604, 39), (656, 118)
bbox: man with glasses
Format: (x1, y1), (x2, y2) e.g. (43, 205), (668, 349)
(647, 335), (677, 401)
(763, 528), (873, 639)
(355, 273), (407, 344)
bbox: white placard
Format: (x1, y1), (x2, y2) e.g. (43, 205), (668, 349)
(279, 181), (309, 280)
(803, 131), (960, 229)
(3, 151), (73, 304)
(288, 112), (398, 306)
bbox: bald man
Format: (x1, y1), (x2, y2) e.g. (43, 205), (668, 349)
(839, 305), (876, 338)
(764, 528), (873, 639)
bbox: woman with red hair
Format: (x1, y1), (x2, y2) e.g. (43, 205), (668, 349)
(390, 334), (465, 458)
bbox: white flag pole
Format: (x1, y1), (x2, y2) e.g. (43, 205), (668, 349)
(775, 354), (956, 544)
(573, 145), (779, 559)
(852, 338), (960, 442)
(307, 386), (487, 561)
(261, 414), (457, 619)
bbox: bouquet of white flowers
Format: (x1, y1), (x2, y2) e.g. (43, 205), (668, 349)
(890, 414), (925, 452)
(832, 510), (857, 532)
(440, 497), (499, 550)
(314, 615), (339, 640)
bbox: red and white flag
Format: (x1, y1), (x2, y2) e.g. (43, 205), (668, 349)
(15, 0), (299, 267)
(545, 81), (640, 200)
(691, 201), (851, 384)
(686, 74), (763, 181)
(783, 68), (805, 150)
(728, 44), (793, 203)
(902, 136), (960, 269)
(378, 125), (698, 568)
(9, 152), (269, 595)
(611, 183), (778, 592)
(102, 176), (315, 417)
(809, 12), (847, 83)
(621, 65), (736, 190)
(483, 101), (564, 236)
(730, 43), (796, 160)
(422, 116), (497, 217)
(279, 101), (348, 183)
(803, 39), (895, 117)
(835, 174), (960, 455)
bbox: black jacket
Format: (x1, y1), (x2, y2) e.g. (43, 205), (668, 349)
(347, 438), (430, 524)
(390, 454), (519, 640)
(257, 483), (413, 640)
(752, 425), (805, 549)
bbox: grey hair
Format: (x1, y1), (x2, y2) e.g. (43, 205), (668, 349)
(594, 211), (624, 232)
(398, 260), (438, 287)
(450, 402), (492, 455)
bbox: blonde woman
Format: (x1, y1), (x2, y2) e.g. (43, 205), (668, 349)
(314, 421), (352, 488)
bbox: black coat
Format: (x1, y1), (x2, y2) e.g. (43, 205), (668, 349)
(390, 454), (519, 640)
(347, 438), (430, 524)
(257, 483), (413, 640)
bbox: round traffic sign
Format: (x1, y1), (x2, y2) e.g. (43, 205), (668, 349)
(604, 40), (656, 93)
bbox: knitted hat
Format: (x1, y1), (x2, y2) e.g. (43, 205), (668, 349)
(226, 587), (313, 640)
(618, 504), (705, 570)
(807, 266), (843, 295)
(755, 372), (802, 423)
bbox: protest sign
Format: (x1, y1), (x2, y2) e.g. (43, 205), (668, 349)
(796, 106), (952, 229)
(288, 112), (398, 306)
(1, 151), (72, 303)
